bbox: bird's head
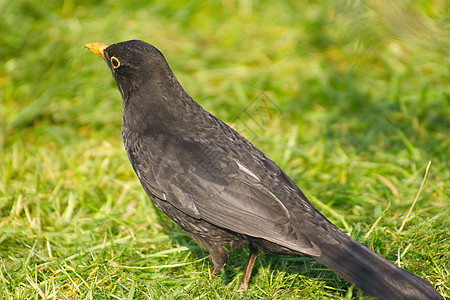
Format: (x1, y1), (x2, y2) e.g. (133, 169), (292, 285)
(85, 40), (177, 103)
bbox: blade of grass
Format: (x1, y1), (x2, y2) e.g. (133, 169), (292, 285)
(398, 161), (431, 232)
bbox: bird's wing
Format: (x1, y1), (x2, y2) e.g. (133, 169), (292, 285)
(129, 134), (321, 256)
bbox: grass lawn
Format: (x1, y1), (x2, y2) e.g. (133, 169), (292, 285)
(1, 1), (448, 299)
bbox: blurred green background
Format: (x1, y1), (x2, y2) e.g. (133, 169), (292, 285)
(1, 1), (448, 299)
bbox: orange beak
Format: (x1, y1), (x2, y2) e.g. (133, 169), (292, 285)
(84, 42), (109, 60)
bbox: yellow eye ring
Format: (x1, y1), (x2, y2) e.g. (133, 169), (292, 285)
(111, 56), (120, 69)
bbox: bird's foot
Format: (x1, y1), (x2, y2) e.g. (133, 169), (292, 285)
(209, 267), (221, 280)
(237, 282), (248, 291)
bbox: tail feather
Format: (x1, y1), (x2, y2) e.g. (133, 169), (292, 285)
(315, 230), (443, 300)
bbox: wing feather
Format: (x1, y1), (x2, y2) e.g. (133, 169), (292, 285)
(129, 133), (321, 256)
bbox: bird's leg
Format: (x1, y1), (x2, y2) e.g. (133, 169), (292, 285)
(237, 243), (259, 291)
(203, 241), (229, 277)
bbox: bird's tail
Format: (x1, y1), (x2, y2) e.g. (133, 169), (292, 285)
(314, 228), (443, 300)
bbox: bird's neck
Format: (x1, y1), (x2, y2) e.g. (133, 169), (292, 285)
(121, 80), (203, 138)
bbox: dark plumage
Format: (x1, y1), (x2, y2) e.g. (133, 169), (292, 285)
(85, 40), (443, 299)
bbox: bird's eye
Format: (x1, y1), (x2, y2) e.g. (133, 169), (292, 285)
(111, 56), (121, 69)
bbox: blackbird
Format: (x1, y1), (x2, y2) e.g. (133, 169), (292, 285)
(85, 40), (443, 299)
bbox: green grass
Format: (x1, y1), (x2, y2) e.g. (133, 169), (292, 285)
(1, 0), (449, 299)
